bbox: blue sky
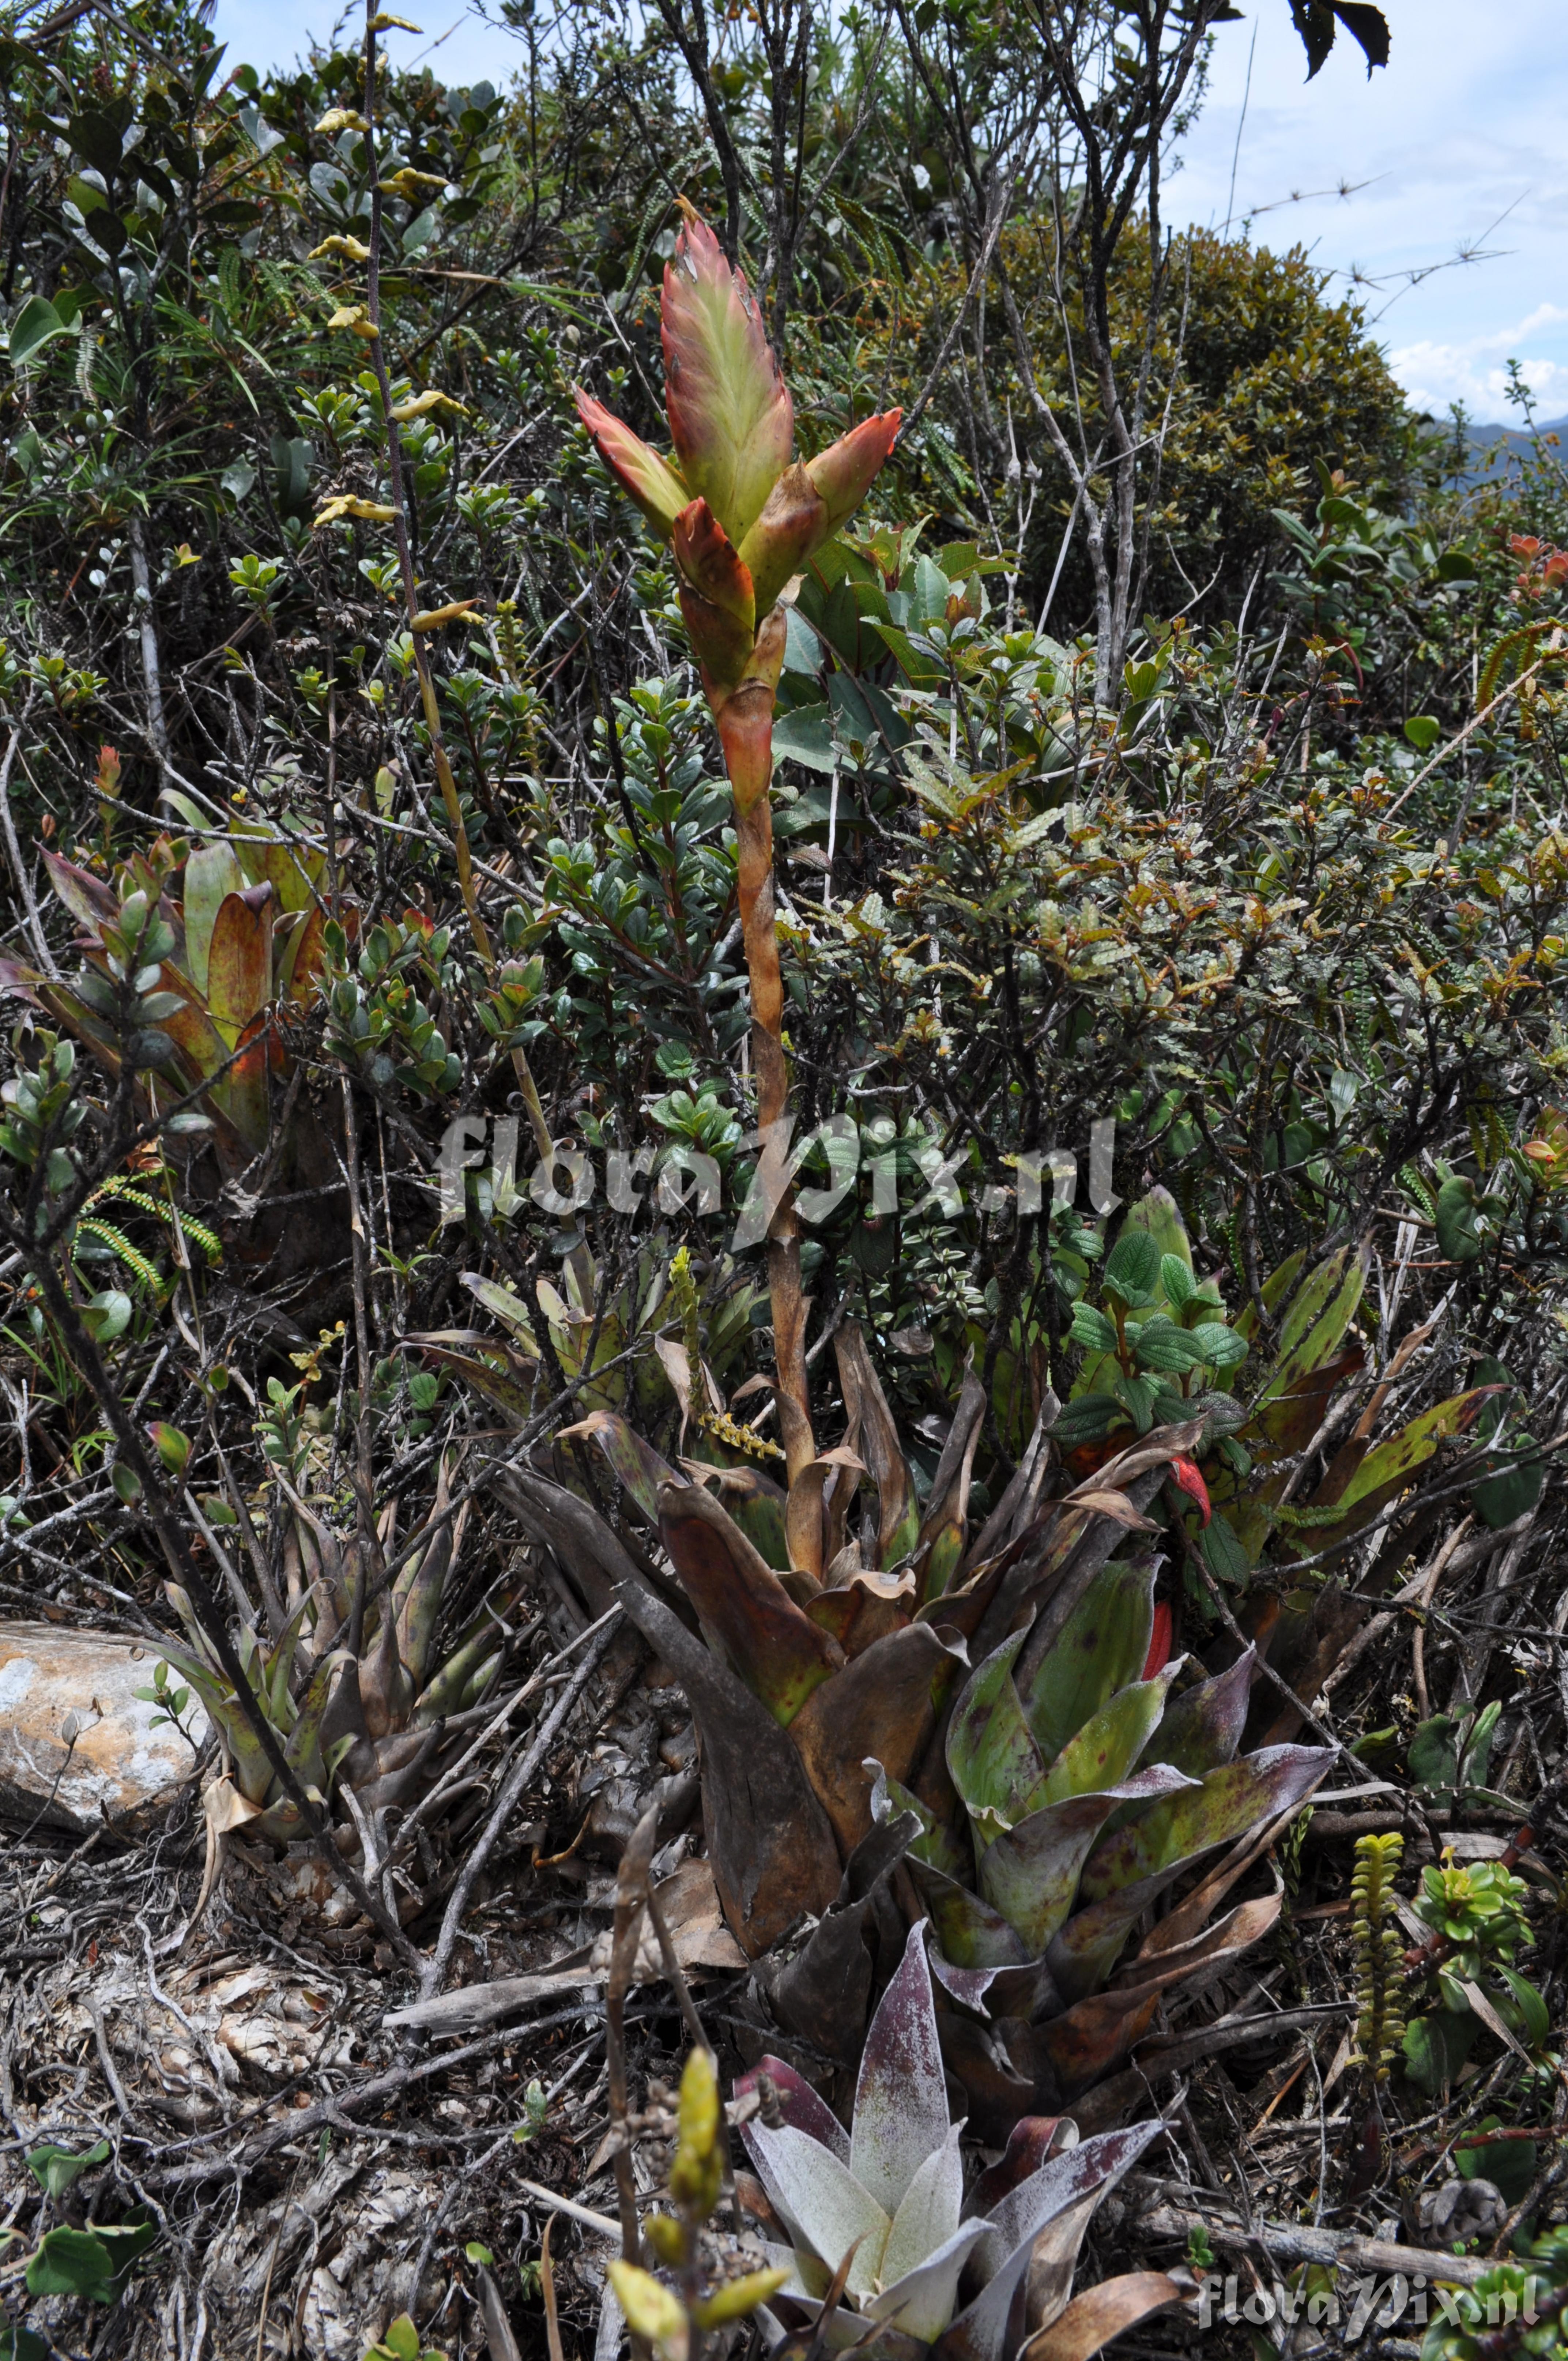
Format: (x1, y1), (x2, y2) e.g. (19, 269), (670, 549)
(209, 0), (1567, 423)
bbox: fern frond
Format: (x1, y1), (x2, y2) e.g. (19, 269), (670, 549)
(1398, 1162), (1437, 1222)
(75, 1217), (162, 1294)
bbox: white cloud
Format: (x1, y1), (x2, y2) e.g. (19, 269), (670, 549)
(1174, 0), (1568, 421)
(1387, 307), (1568, 415)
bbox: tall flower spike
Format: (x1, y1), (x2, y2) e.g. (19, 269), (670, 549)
(575, 200), (900, 1506)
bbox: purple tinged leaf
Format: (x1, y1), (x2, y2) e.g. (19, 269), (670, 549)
(977, 1767), (1197, 1957)
(789, 1623), (966, 1857)
(1020, 1559), (1156, 1763)
(928, 1950), (1059, 2025)
(938, 2122), (1168, 2361)
(851, 1921), (951, 2218)
(913, 1860), (1034, 1971)
(962, 2119), (1079, 2222)
(735, 2056), (850, 2164)
(946, 1630), (1044, 1834)
(1142, 1646), (1255, 1779)
(557, 1407), (682, 1525)
(970, 2122), (1166, 2288)
(1077, 1744), (1330, 1907)
(745, 2123), (890, 2299)
(657, 1480), (840, 1726)
(1044, 1859), (1197, 2004)
(42, 847), (119, 931)
(1033, 1666), (1183, 1807)
(880, 2121), (966, 2291)
(1043, 1897), (1283, 2093)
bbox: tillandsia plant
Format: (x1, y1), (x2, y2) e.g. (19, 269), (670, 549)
(885, 1551), (1329, 2133)
(0, 820), (346, 1266)
(156, 1448), (512, 1903)
(493, 1284), (1323, 2128)
(736, 1923), (1172, 2359)
(574, 203), (900, 1490)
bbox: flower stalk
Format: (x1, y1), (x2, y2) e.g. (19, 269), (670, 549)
(576, 204), (899, 1482)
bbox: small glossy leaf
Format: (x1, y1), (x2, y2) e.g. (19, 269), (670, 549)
(10, 295), (69, 365)
(1402, 2007), (1475, 2094)
(27, 2139), (109, 2199)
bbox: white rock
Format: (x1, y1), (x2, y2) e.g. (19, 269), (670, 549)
(0, 1620), (208, 1835)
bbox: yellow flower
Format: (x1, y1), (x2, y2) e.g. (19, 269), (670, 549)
(312, 494), (398, 529)
(389, 389), (470, 422)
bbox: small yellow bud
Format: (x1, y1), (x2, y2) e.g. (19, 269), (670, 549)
(607, 2264), (688, 2361)
(676, 2046), (719, 2161)
(369, 10), (423, 25)
(643, 2214), (687, 2267)
(669, 2046), (722, 2211)
(314, 108), (369, 135)
(692, 2268), (791, 2329)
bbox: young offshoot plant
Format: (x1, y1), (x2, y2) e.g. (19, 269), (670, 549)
(736, 1923), (1172, 2357)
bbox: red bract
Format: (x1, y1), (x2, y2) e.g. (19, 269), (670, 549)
(1168, 1456), (1211, 1525)
(1141, 1599), (1173, 1680)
